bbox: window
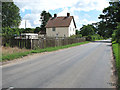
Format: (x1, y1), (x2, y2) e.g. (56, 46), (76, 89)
(52, 27), (56, 31)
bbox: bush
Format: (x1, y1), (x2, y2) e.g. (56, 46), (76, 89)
(2, 27), (36, 46)
(113, 23), (120, 43)
(85, 36), (92, 41)
(70, 34), (82, 38)
(112, 30), (116, 41)
(116, 29), (120, 44)
(85, 34), (103, 41)
(80, 25), (95, 36)
(34, 27), (41, 33)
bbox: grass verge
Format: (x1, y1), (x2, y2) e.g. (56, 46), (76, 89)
(2, 41), (89, 61)
(112, 41), (120, 88)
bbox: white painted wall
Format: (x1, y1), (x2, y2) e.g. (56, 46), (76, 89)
(46, 27), (69, 37)
(46, 18), (76, 37)
(68, 19), (76, 37)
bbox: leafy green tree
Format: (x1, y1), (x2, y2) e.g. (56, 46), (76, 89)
(40, 10), (52, 33)
(2, 2), (21, 28)
(2, 27), (20, 40)
(98, 1), (120, 37)
(80, 25), (95, 36)
(34, 27), (41, 33)
(95, 21), (111, 38)
(23, 28), (34, 33)
(18, 28), (25, 34)
(115, 23), (120, 43)
(76, 30), (80, 35)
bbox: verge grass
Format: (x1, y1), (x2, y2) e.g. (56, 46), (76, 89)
(112, 41), (120, 88)
(2, 41), (89, 61)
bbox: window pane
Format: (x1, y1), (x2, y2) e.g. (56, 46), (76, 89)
(52, 27), (55, 31)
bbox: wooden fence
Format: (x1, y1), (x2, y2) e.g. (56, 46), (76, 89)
(2, 38), (86, 49)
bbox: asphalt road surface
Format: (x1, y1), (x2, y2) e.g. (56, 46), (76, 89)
(2, 40), (113, 88)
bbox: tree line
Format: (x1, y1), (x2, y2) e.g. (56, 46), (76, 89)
(76, 1), (120, 43)
(1, 1), (120, 43)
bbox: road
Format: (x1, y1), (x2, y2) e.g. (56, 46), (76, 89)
(2, 40), (113, 88)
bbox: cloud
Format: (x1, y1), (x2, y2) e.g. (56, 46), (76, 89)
(14, 0), (79, 13)
(19, 13), (41, 28)
(70, 0), (109, 12)
(75, 19), (99, 29)
(80, 19), (98, 25)
(14, 0), (109, 13)
(19, 20), (34, 28)
(57, 8), (97, 28)
(13, 0), (109, 28)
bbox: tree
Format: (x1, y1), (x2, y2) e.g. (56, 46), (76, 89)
(98, 1), (120, 37)
(2, 2), (21, 28)
(95, 21), (112, 38)
(76, 29), (80, 35)
(22, 28), (34, 33)
(115, 23), (120, 43)
(40, 10), (52, 33)
(2, 27), (20, 40)
(80, 24), (95, 36)
(34, 27), (41, 33)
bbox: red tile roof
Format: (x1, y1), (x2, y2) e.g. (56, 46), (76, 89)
(45, 16), (76, 28)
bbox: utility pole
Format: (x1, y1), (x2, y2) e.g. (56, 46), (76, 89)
(25, 20), (26, 29)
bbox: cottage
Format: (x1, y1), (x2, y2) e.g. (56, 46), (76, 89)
(45, 13), (76, 37)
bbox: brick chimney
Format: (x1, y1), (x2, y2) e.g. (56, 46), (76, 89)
(67, 13), (70, 17)
(54, 14), (57, 17)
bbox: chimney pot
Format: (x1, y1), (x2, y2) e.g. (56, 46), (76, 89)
(67, 13), (70, 17)
(54, 14), (57, 17)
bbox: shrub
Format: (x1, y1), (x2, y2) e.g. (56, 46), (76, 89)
(70, 34), (82, 38)
(112, 30), (116, 41)
(85, 36), (92, 41)
(85, 34), (103, 41)
(113, 23), (120, 43)
(116, 29), (120, 43)
(2, 27), (35, 46)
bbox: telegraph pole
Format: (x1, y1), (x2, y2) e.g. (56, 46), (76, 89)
(25, 20), (26, 29)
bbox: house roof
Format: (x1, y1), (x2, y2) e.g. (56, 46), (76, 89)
(45, 16), (76, 28)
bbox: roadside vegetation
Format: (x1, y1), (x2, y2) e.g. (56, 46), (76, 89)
(112, 21), (120, 89)
(2, 47), (30, 56)
(2, 41), (89, 61)
(112, 24), (120, 88)
(75, 24), (103, 41)
(112, 41), (120, 88)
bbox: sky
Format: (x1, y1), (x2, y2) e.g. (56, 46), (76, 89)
(13, 0), (110, 29)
